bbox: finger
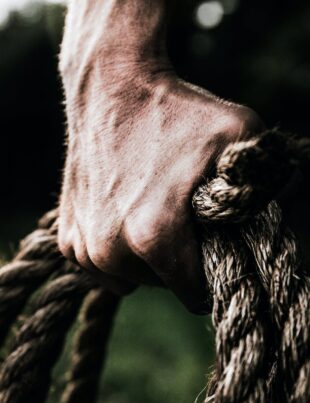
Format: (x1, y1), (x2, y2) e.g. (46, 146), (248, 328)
(72, 231), (137, 296)
(85, 236), (164, 287)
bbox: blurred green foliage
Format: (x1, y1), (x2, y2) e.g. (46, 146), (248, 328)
(49, 288), (215, 403)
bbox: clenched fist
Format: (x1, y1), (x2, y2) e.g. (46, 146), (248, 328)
(58, 0), (263, 313)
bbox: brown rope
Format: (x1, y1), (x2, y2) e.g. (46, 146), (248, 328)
(201, 230), (269, 402)
(0, 269), (95, 403)
(243, 203), (310, 402)
(0, 211), (61, 346)
(0, 130), (308, 403)
(0, 209), (122, 403)
(193, 131), (310, 402)
(61, 288), (121, 403)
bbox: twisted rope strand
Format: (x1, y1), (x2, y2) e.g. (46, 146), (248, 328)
(0, 270), (96, 403)
(61, 288), (121, 403)
(0, 210), (62, 347)
(193, 131), (310, 403)
(201, 230), (269, 402)
(242, 202), (310, 401)
(291, 361), (310, 402)
(0, 130), (308, 403)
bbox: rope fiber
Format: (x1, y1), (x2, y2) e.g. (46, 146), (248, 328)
(0, 130), (308, 402)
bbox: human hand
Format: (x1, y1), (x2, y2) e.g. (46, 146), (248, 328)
(58, 0), (263, 313)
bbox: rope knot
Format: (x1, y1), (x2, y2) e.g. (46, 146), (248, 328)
(0, 130), (308, 403)
(194, 130), (310, 402)
(193, 130), (307, 223)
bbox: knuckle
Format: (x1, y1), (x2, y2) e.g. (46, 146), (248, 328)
(57, 231), (74, 260)
(222, 105), (264, 141)
(58, 226), (88, 268)
(236, 106), (264, 135)
(73, 242), (88, 268)
(86, 237), (113, 272)
(86, 241), (103, 268)
(57, 214), (88, 268)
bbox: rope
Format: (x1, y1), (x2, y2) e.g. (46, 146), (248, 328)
(243, 204), (310, 402)
(201, 230), (269, 402)
(193, 131), (310, 402)
(0, 210), (61, 346)
(61, 289), (121, 403)
(0, 210), (121, 403)
(0, 129), (308, 402)
(0, 269), (95, 403)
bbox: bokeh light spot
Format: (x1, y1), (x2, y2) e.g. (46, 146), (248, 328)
(195, 1), (224, 29)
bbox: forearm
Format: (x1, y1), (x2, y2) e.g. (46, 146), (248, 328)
(60, 0), (171, 80)
(58, 0), (263, 315)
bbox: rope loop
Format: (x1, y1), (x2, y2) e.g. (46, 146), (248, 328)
(193, 130), (310, 402)
(0, 129), (308, 403)
(193, 130), (310, 223)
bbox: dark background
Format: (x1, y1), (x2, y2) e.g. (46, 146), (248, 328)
(0, 1), (309, 401)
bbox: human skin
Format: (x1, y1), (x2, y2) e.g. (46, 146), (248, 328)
(58, 0), (264, 314)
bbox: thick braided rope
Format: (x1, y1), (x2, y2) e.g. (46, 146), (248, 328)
(194, 131), (310, 224)
(0, 269), (96, 403)
(61, 288), (121, 403)
(0, 129), (308, 403)
(202, 230), (269, 402)
(0, 211), (120, 403)
(0, 210), (62, 346)
(193, 131), (310, 402)
(243, 202), (310, 402)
